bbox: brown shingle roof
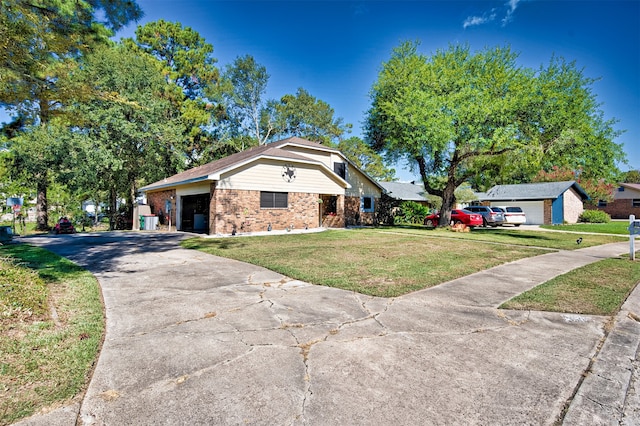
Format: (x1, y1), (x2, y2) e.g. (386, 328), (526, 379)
(140, 137), (333, 192)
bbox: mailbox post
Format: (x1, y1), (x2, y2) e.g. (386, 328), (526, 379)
(630, 215), (640, 261)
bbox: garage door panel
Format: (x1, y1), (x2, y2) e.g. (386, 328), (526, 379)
(492, 201), (544, 225)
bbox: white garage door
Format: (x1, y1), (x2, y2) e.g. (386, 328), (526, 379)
(492, 201), (545, 225)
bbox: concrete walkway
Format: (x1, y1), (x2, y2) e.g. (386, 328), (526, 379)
(12, 231), (640, 425)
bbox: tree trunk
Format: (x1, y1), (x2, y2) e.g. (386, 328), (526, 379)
(108, 187), (117, 231)
(439, 182), (457, 227)
(35, 178), (49, 231)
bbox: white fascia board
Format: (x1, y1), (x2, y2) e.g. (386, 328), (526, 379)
(141, 176), (211, 192)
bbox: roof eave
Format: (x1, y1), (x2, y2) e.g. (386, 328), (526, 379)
(140, 175), (212, 192)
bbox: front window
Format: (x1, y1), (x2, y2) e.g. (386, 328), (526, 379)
(633, 199), (640, 208)
(260, 192), (288, 208)
(362, 196), (374, 213)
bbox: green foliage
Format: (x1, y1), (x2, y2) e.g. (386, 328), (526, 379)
(8, 123), (73, 230)
(532, 166), (615, 204)
(270, 88), (350, 144)
(69, 43), (184, 225)
(578, 209), (611, 223)
(366, 41), (625, 226)
(133, 20), (221, 167)
(623, 170), (640, 183)
(335, 137), (395, 181)
(1, 0), (142, 230)
(395, 201), (430, 224)
(222, 55), (271, 145)
(135, 19), (218, 100)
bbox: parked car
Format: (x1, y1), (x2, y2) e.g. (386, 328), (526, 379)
(465, 205), (505, 227)
(496, 206), (527, 226)
(424, 209), (483, 227)
(52, 217), (76, 234)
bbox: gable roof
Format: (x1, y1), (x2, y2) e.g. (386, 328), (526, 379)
(481, 181), (589, 201)
(619, 183), (640, 192)
(379, 181), (429, 202)
(139, 137), (352, 192)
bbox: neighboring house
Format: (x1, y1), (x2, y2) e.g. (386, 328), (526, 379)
(591, 183), (640, 219)
(476, 180), (589, 225)
(379, 181), (430, 205)
(139, 137), (383, 235)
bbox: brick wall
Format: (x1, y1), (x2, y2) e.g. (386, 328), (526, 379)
(343, 196), (380, 226)
(543, 199), (552, 224)
(563, 189), (584, 224)
(146, 189), (176, 227)
(211, 189), (321, 234)
(587, 199), (640, 219)
(345, 196), (360, 226)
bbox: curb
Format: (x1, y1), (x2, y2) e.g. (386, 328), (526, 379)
(563, 282), (640, 424)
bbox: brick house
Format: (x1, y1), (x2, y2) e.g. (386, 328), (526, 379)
(139, 137), (383, 235)
(476, 181), (589, 225)
(591, 183), (640, 219)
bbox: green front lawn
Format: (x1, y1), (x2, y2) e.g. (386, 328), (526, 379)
(502, 255), (640, 315)
(0, 245), (104, 425)
(182, 227), (626, 297)
(540, 221), (633, 235)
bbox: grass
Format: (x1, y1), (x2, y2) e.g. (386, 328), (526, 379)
(0, 225), (635, 423)
(183, 228), (554, 297)
(540, 221), (632, 235)
(183, 226), (635, 312)
(0, 244), (104, 425)
(379, 226), (626, 249)
(501, 255), (640, 315)
(0, 219), (111, 237)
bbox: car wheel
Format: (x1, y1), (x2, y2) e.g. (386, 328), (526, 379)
(425, 219), (435, 227)
(482, 218), (488, 227)
(515, 224), (521, 227)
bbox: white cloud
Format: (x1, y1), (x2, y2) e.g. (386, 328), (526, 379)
(463, 11), (497, 29)
(463, 0), (525, 29)
(502, 0), (522, 26)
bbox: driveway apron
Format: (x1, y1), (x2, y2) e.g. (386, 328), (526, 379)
(17, 233), (634, 425)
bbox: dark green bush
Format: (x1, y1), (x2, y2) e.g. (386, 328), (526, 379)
(395, 201), (430, 224)
(579, 209), (611, 223)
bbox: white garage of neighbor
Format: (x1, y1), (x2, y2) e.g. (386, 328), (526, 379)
(478, 181), (589, 225)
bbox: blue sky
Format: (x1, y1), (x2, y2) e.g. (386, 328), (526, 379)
(5, 0), (640, 181)
(113, 0), (639, 181)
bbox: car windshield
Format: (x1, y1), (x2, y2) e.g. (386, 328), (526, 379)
(506, 207), (523, 212)
(490, 207), (502, 212)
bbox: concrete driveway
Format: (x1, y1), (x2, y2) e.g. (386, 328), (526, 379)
(14, 232), (638, 425)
